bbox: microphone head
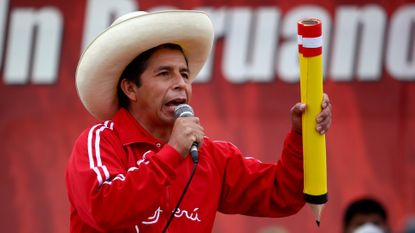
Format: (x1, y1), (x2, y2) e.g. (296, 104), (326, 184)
(175, 104), (194, 118)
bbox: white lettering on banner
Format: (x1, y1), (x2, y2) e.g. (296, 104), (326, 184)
(4, 7), (62, 84)
(0, 0), (9, 67)
(223, 8), (279, 83)
(0, 3), (414, 84)
(387, 5), (415, 80)
(330, 5), (386, 81)
(82, 0), (138, 51)
(195, 7), (227, 82)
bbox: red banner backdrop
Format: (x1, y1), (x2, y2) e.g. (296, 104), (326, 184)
(1, 0), (414, 233)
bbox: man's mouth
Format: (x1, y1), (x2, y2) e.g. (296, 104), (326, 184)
(165, 98), (187, 108)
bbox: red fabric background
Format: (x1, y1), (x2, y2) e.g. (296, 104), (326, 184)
(1, 0), (414, 232)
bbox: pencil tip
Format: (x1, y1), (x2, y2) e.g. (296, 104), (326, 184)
(308, 203), (324, 227)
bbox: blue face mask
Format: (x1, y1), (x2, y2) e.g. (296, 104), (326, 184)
(353, 223), (385, 233)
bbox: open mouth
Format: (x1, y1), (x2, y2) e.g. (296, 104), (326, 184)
(165, 98), (187, 108)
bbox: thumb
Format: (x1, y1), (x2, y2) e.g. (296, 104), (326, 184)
(290, 103), (306, 135)
(290, 103), (306, 115)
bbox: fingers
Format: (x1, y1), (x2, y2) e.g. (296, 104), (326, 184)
(182, 117), (204, 140)
(192, 132), (204, 149)
(316, 115), (330, 134)
(316, 93), (332, 134)
(322, 93), (330, 109)
(188, 120), (204, 150)
(189, 118), (204, 148)
(169, 116), (204, 158)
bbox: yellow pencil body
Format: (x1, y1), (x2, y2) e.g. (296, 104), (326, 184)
(300, 54), (327, 198)
(298, 18), (327, 225)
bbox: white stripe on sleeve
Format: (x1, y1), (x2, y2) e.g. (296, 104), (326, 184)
(92, 167), (103, 185)
(87, 124), (101, 169)
(87, 121), (114, 186)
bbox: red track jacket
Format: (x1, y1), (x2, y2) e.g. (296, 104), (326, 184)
(66, 108), (305, 233)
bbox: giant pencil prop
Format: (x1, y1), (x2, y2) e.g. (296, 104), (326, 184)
(297, 18), (327, 226)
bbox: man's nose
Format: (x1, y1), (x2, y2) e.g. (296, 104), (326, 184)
(172, 73), (187, 88)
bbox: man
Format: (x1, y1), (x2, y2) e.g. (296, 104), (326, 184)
(66, 10), (332, 233)
(343, 197), (390, 233)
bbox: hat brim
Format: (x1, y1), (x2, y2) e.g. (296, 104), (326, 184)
(76, 10), (214, 120)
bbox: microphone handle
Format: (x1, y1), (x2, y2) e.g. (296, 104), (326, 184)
(190, 142), (198, 164)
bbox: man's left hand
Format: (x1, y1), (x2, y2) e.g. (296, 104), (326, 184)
(290, 93), (332, 135)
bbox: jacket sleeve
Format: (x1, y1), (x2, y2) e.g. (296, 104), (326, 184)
(65, 123), (183, 231)
(217, 130), (305, 217)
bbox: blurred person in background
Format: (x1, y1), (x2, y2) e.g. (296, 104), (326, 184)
(343, 197), (391, 233)
(402, 215), (415, 233)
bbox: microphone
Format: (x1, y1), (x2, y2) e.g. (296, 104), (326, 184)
(163, 104), (199, 233)
(174, 104), (199, 164)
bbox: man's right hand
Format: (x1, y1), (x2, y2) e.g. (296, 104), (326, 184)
(168, 117), (204, 158)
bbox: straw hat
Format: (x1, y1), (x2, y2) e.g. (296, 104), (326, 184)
(76, 10), (214, 120)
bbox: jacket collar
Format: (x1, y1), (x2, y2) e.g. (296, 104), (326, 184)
(112, 108), (160, 146)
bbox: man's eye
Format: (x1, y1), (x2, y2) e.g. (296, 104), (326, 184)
(182, 73), (189, 79)
(158, 71), (168, 76)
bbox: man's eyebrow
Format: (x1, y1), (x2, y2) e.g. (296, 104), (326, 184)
(180, 67), (190, 73)
(154, 65), (189, 73)
(154, 65), (172, 72)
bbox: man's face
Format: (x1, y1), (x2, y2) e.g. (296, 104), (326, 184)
(345, 213), (388, 233)
(133, 47), (191, 127)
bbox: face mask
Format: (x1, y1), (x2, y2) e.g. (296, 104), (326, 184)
(353, 223), (385, 233)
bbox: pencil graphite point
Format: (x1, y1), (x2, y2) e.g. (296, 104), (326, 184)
(308, 203), (324, 227)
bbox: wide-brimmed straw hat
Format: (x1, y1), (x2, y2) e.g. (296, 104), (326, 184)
(76, 10), (214, 120)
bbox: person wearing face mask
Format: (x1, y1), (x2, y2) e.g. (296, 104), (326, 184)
(343, 197), (391, 233)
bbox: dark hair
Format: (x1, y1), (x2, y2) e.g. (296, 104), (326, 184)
(117, 43), (187, 108)
(343, 198), (388, 229)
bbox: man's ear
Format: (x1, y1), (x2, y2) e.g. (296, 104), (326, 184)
(120, 79), (138, 102)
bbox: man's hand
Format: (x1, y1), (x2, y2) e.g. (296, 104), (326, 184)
(291, 93), (332, 135)
(168, 117), (204, 158)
